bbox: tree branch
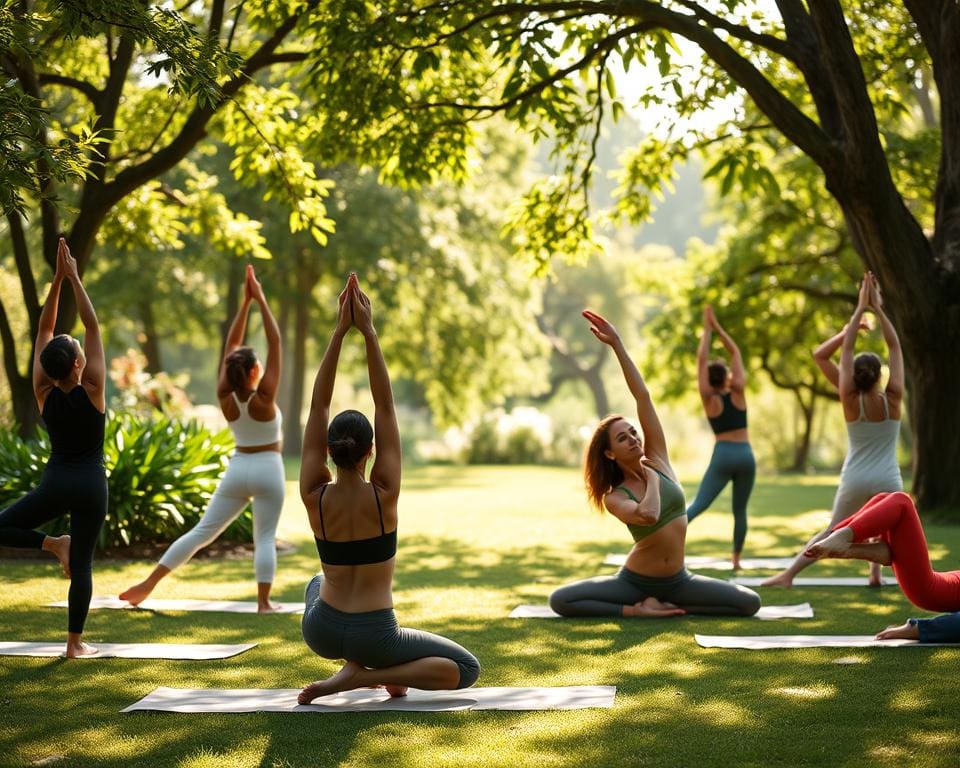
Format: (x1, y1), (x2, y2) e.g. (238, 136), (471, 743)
(5, 211), (41, 338)
(37, 73), (101, 106)
(673, 0), (797, 61)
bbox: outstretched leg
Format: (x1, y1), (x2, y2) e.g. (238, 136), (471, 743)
(685, 445), (731, 523)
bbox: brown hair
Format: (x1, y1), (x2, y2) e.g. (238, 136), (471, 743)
(853, 352), (882, 392)
(225, 347), (258, 392)
(584, 414), (627, 511)
(328, 409), (374, 468)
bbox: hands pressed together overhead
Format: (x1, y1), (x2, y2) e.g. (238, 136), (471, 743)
(336, 272), (374, 335)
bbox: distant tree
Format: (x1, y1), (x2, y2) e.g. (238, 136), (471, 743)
(305, 1), (960, 510)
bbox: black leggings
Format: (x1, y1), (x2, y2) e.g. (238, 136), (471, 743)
(0, 462), (108, 633)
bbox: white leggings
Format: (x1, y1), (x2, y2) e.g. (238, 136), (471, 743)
(159, 451), (285, 582)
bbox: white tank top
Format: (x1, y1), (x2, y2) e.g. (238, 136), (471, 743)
(229, 393), (282, 447)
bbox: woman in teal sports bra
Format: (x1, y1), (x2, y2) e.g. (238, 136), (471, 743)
(298, 274), (478, 703)
(549, 310), (761, 618)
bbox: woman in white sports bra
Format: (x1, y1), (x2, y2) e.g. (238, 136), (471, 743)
(121, 265), (285, 612)
(764, 272), (903, 588)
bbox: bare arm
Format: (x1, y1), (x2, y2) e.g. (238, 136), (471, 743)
(67, 263), (105, 403)
(812, 328), (845, 390)
(710, 312), (745, 391)
(839, 275), (873, 401)
(870, 280), (904, 401)
(603, 465), (661, 525)
(32, 243), (66, 409)
(582, 310), (672, 475)
(246, 266), (282, 402)
(352, 282), (401, 497)
(299, 285), (353, 501)
(696, 308), (712, 398)
(216, 290), (252, 400)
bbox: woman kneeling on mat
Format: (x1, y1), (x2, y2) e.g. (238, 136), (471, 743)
(121, 264), (285, 612)
(549, 310), (761, 618)
(0, 238), (107, 657)
(806, 491), (960, 643)
(298, 274), (479, 703)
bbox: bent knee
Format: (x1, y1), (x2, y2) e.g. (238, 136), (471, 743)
(456, 654), (481, 689)
(548, 589), (573, 617)
(739, 590), (762, 617)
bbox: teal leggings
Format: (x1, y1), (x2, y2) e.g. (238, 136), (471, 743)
(686, 441), (755, 554)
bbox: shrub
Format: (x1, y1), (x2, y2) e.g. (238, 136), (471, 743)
(0, 412), (250, 550)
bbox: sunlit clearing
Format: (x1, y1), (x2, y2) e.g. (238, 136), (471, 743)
(889, 689), (932, 712)
(769, 684), (837, 700)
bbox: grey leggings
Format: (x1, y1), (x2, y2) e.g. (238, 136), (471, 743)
(549, 567), (761, 618)
(301, 576), (480, 689)
(686, 441), (756, 553)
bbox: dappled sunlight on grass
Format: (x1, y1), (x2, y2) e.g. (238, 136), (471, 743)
(769, 683), (838, 700)
(1, 467), (959, 767)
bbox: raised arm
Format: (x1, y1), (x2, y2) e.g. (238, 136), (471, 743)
(32, 240), (67, 408)
(838, 274), (873, 401)
(710, 310), (745, 392)
(246, 266), (282, 402)
(352, 279), (401, 497)
(216, 278), (253, 400)
(869, 278), (904, 402)
(582, 310), (672, 476)
(300, 279), (353, 501)
(696, 307), (713, 398)
(60, 242), (105, 409)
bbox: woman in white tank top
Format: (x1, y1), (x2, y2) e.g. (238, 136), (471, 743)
(764, 272), (904, 588)
(120, 265), (286, 612)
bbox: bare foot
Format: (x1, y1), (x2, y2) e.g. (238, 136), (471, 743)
(760, 572), (794, 589)
(385, 685), (408, 697)
(118, 581), (154, 606)
(43, 535), (71, 578)
(805, 527), (854, 560)
(731, 554), (742, 571)
(65, 641), (98, 658)
(875, 621), (919, 641)
(298, 660), (364, 704)
(258, 602), (282, 614)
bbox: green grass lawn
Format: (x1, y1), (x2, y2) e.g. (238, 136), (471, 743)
(1, 466), (958, 768)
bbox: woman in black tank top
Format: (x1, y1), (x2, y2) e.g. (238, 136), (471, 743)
(297, 274), (478, 703)
(0, 238), (107, 658)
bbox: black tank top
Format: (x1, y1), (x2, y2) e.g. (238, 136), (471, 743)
(707, 392), (747, 434)
(42, 386), (105, 465)
(314, 484), (397, 566)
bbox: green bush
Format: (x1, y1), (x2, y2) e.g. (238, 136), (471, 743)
(0, 413), (251, 550)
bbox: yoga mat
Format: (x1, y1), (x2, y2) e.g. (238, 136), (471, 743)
(509, 603), (814, 619)
(121, 685), (617, 713)
(731, 576), (896, 587)
(0, 641), (257, 659)
(695, 634), (955, 649)
(603, 554), (795, 570)
(49, 596), (305, 614)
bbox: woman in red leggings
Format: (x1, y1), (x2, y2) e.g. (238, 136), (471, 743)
(806, 491), (960, 615)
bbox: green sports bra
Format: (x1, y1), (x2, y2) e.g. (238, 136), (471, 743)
(617, 469), (687, 542)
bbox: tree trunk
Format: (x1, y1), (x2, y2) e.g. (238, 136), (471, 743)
(283, 287), (309, 457)
(790, 391), (815, 472)
(582, 366), (610, 419)
(906, 324), (960, 512)
(10, 372), (39, 439)
(138, 300), (162, 374)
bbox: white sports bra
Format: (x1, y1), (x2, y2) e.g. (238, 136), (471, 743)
(229, 392), (282, 447)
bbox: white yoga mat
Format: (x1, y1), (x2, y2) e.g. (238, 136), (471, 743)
(695, 634), (955, 649)
(603, 554), (794, 569)
(509, 603), (814, 620)
(48, 596), (305, 614)
(0, 641), (257, 659)
(121, 685), (617, 713)
(731, 576), (896, 587)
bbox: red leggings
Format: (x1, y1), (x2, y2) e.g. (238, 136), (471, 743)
(835, 492), (960, 612)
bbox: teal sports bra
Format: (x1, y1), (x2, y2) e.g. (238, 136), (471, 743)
(617, 469), (686, 541)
